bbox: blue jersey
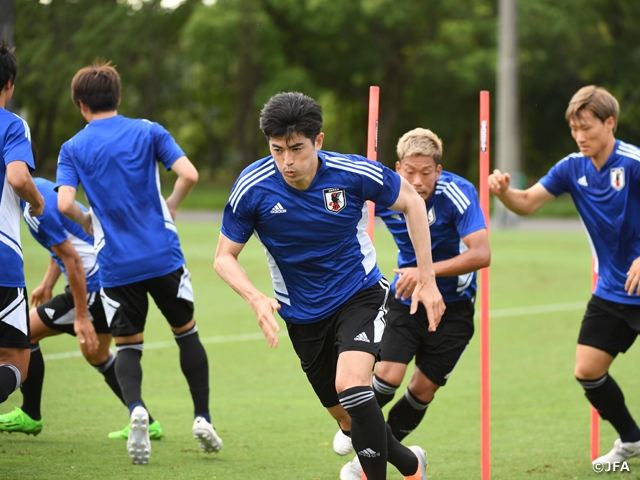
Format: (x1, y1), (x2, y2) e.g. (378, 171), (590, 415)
(56, 115), (186, 287)
(221, 150), (402, 324)
(22, 178), (100, 292)
(540, 139), (640, 305)
(0, 109), (34, 287)
(377, 170), (486, 305)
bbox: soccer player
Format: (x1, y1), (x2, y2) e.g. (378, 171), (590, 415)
(0, 177), (163, 440)
(488, 85), (640, 467)
(56, 61), (221, 464)
(337, 128), (490, 479)
(214, 92), (445, 480)
(0, 40), (45, 406)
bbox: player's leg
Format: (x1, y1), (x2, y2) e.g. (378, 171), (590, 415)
(146, 266), (221, 453)
(0, 287), (30, 404)
(576, 296), (640, 465)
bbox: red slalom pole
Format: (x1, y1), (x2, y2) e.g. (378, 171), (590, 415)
(479, 90), (491, 480)
(366, 86), (380, 241)
(590, 259), (600, 460)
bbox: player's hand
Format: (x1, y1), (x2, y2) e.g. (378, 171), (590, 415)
(252, 295), (282, 347)
(80, 212), (94, 237)
(393, 267), (419, 301)
(488, 169), (511, 196)
(625, 257), (640, 296)
(74, 316), (99, 354)
(30, 284), (53, 307)
(411, 280), (446, 332)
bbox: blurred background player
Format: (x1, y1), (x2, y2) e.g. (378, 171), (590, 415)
(337, 128), (490, 478)
(215, 92), (445, 480)
(488, 85), (640, 467)
(0, 39), (44, 406)
(56, 61), (220, 464)
(0, 177), (162, 440)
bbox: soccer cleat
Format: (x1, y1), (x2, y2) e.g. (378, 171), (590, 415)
(592, 438), (640, 465)
(0, 407), (43, 436)
(108, 420), (163, 440)
(192, 416), (223, 453)
(340, 455), (365, 480)
(404, 446), (428, 480)
(334, 429), (355, 455)
(127, 406), (151, 465)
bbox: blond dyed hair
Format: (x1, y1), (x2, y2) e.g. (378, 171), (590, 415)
(565, 85), (619, 132)
(396, 128), (443, 164)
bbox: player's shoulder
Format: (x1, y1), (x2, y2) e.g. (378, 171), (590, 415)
(229, 156), (277, 210)
(0, 109), (29, 133)
(319, 150), (385, 184)
(614, 140), (640, 164)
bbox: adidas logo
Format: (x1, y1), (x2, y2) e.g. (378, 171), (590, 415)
(354, 332), (370, 343)
(270, 202), (287, 214)
(44, 308), (55, 319)
(357, 448), (380, 458)
(577, 175), (588, 186)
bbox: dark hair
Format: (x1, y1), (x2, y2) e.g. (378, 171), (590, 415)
(71, 60), (121, 113)
(0, 40), (18, 90)
(259, 92), (323, 141)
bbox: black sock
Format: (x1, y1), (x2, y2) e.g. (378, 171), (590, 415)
(174, 326), (209, 418)
(372, 374), (399, 408)
(20, 344), (44, 420)
(92, 351), (126, 404)
(387, 388), (430, 442)
(386, 422), (420, 476)
(115, 345), (144, 408)
(578, 374), (640, 442)
(338, 386), (388, 480)
(0, 363), (21, 405)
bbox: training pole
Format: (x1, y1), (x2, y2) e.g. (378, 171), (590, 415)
(590, 260), (600, 460)
(366, 86), (380, 241)
(479, 90), (491, 480)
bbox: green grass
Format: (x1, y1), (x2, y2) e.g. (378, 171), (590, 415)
(2, 222), (638, 479)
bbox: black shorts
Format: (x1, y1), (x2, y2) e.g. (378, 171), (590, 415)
(286, 279), (390, 408)
(101, 266), (194, 337)
(379, 296), (475, 387)
(0, 287), (30, 349)
(578, 295), (640, 357)
(36, 286), (110, 335)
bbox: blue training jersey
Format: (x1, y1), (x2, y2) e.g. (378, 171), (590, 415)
(377, 170), (486, 305)
(0, 109), (34, 287)
(22, 178), (100, 292)
(56, 115), (186, 287)
(221, 150), (402, 324)
(539, 139), (640, 305)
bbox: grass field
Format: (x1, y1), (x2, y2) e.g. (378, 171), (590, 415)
(2, 220), (639, 479)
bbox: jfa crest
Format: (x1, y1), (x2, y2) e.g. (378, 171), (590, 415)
(610, 167), (625, 191)
(323, 188), (347, 213)
(427, 207), (436, 226)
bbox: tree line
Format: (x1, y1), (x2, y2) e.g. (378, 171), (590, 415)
(11, 0), (640, 184)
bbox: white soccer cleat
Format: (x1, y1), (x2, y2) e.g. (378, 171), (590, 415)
(127, 406), (151, 465)
(592, 438), (640, 465)
(340, 455), (364, 480)
(192, 416), (223, 453)
(405, 446), (428, 480)
(334, 429), (355, 455)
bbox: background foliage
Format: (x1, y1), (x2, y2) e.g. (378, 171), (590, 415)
(11, 0), (640, 184)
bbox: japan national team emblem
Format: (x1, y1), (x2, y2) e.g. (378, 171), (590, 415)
(427, 207), (436, 226)
(610, 167), (625, 191)
(323, 188), (347, 213)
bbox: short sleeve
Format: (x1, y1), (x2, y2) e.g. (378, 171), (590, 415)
(3, 116), (34, 169)
(220, 190), (256, 245)
(56, 142), (80, 189)
(151, 122), (186, 171)
(539, 157), (571, 197)
(450, 182), (487, 238)
(28, 207), (68, 249)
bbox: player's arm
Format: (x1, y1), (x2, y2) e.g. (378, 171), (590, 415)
(57, 186), (92, 236)
(388, 177), (446, 331)
(6, 161), (44, 216)
(488, 169), (555, 215)
(31, 257), (62, 307)
(50, 240), (98, 353)
(165, 156), (199, 220)
(213, 233), (281, 347)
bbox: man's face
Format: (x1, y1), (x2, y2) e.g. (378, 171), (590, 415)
(569, 109), (615, 160)
(396, 154), (442, 202)
(269, 132), (324, 190)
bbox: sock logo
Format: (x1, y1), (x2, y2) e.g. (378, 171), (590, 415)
(357, 448), (380, 458)
(354, 332), (370, 343)
(44, 308), (55, 319)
